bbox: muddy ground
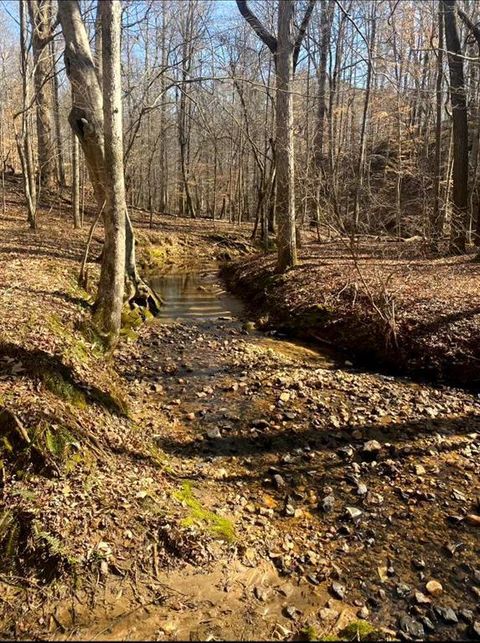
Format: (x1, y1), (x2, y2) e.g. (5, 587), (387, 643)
(0, 185), (479, 641)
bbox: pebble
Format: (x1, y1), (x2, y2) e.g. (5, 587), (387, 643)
(466, 514), (480, 526)
(470, 622), (480, 639)
(421, 616), (435, 632)
(435, 606), (458, 624)
(321, 495), (335, 512)
(345, 506), (363, 521)
(363, 440), (382, 454)
(284, 605), (298, 620)
(273, 474), (285, 489)
(460, 609), (474, 623)
(414, 591), (431, 605)
(426, 579), (443, 596)
(358, 606), (369, 619)
(206, 427), (221, 439)
(330, 581), (345, 600)
(319, 607), (339, 621)
(398, 614), (424, 639)
(357, 482), (368, 496)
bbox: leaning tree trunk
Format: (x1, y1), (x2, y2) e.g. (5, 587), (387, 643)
(57, 0), (161, 314)
(27, 0), (57, 191)
(442, 0), (469, 254)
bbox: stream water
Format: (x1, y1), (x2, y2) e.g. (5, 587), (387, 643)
(149, 268), (245, 323)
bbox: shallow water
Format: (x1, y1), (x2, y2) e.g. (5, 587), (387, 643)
(149, 268), (244, 322)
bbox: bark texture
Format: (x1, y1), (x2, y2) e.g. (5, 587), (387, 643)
(442, 0), (469, 254)
(27, 0), (57, 190)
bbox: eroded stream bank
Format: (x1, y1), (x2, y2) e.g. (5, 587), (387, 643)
(110, 263), (480, 641)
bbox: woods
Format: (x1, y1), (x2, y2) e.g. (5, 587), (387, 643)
(1, 1), (480, 641)
(4, 1), (480, 254)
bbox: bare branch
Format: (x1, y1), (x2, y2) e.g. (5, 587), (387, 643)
(236, 0), (277, 54)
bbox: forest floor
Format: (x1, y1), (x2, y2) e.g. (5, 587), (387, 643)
(0, 180), (479, 641)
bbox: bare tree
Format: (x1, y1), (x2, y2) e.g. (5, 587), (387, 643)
(442, 0), (468, 254)
(94, 0), (126, 343)
(27, 0), (57, 190)
(237, 0), (315, 271)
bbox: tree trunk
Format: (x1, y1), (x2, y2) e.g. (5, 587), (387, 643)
(72, 126), (80, 229)
(58, 0), (160, 318)
(94, 0), (126, 344)
(17, 0), (37, 228)
(431, 4), (444, 249)
(275, 0), (297, 271)
(27, 0), (57, 191)
(442, 0), (469, 254)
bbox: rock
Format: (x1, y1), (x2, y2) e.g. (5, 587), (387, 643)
(337, 446), (355, 458)
(273, 474), (286, 489)
(357, 482), (368, 496)
(363, 440), (382, 454)
(396, 583), (411, 598)
(321, 494), (335, 512)
(398, 614), (425, 639)
(319, 607), (339, 621)
(345, 506), (363, 521)
(206, 427), (221, 439)
(413, 464), (426, 475)
(186, 412), (195, 421)
(469, 622), (480, 640)
(426, 580), (443, 596)
(412, 558), (426, 570)
(254, 586), (267, 601)
(414, 591), (431, 605)
(434, 606), (458, 624)
(358, 606), (369, 619)
(284, 503), (295, 517)
(251, 418), (269, 429)
(330, 581), (345, 600)
(421, 616), (435, 632)
(459, 609), (474, 623)
(466, 514), (480, 526)
(284, 605), (299, 620)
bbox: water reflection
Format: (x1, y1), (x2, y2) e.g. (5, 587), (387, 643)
(149, 270), (244, 322)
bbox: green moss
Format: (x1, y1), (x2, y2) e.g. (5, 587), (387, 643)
(338, 621), (380, 641)
(173, 481), (235, 542)
(42, 371), (87, 409)
(149, 444), (175, 474)
(299, 626), (321, 641)
(43, 425), (77, 460)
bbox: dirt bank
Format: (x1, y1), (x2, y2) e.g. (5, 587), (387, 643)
(222, 240), (480, 390)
